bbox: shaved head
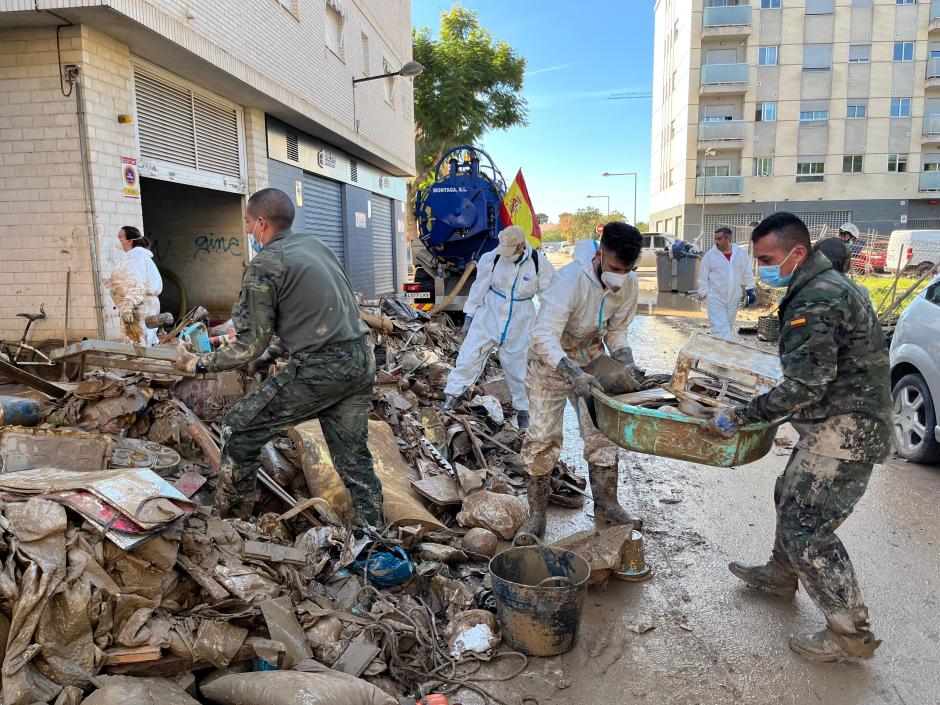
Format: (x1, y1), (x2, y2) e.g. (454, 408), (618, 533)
(247, 188), (295, 231)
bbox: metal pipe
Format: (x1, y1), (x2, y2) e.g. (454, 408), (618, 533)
(72, 65), (106, 338)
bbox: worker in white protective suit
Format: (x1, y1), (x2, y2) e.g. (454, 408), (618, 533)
(697, 227), (756, 341)
(572, 238), (599, 266)
(108, 225), (163, 346)
(442, 225), (555, 429)
(517, 222), (644, 539)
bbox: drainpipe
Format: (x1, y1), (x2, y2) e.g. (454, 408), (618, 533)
(68, 64), (106, 338)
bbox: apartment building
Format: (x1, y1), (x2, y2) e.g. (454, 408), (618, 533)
(0, 0), (415, 342)
(651, 0), (940, 242)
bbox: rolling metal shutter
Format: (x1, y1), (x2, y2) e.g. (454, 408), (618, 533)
(303, 174), (345, 264)
(371, 196), (395, 295)
(133, 64), (243, 187)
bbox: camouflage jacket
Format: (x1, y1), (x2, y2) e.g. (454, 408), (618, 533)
(737, 250), (891, 434)
(201, 229), (367, 372)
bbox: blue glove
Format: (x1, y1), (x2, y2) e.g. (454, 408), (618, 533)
(745, 289), (756, 307)
(706, 409), (739, 438)
(461, 315), (473, 335)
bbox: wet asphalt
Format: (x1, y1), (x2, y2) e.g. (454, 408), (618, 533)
(462, 309), (940, 705)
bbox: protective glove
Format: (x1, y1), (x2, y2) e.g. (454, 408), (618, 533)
(173, 345), (200, 373)
(745, 288), (757, 308)
(121, 308), (136, 324)
(246, 344), (284, 376)
(704, 408), (739, 439)
(610, 347), (635, 366)
(557, 357), (604, 399)
(461, 315), (474, 335)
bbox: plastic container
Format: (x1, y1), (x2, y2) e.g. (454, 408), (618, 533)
(0, 395), (42, 427)
(179, 322), (211, 354)
(675, 253), (702, 293)
(655, 251), (673, 292)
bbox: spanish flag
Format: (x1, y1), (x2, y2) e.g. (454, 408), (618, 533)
(499, 169), (542, 250)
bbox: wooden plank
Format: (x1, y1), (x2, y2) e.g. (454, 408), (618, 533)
(332, 632), (380, 677)
(242, 540), (307, 565)
(177, 554), (230, 601)
(0, 359), (68, 398)
(50, 339), (179, 362)
(104, 646), (162, 665)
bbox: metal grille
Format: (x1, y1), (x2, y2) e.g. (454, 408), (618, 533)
(793, 211), (851, 232)
(350, 159), (358, 182)
(704, 213), (764, 241)
(134, 65), (242, 180)
(303, 173), (345, 263)
(907, 219), (940, 229)
(286, 129), (299, 162)
(371, 196), (395, 295)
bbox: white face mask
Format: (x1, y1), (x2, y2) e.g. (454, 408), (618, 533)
(601, 271), (628, 292)
(248, 219), (262, 254)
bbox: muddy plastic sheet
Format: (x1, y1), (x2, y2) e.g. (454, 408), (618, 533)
(456, 490), (529, 540)
(551, 525), (633, 588)
(200, 667), (396, 705)
(260, 595), (312, 669)
(192, 620), (248, 668)
(0, 427), (113, 473)
(84, 675), (201, 705)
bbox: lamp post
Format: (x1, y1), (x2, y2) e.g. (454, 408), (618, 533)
(601, 171), (638, 226)
(586, 194), (610, 216)
(352, 60), (424, 133)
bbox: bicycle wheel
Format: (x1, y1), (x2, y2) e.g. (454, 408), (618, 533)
(33, 339), (81, 382)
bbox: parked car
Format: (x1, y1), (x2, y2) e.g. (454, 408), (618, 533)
(636, 233), (673, 272)
(889, 274), (940, 464)
(851, 249), (887, 273)
(885, 229), (940, 276)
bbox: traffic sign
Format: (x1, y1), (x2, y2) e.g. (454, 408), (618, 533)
(595, 223), (604, 236)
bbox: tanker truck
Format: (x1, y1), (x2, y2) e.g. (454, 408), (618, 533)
(403, 145), (508, 315)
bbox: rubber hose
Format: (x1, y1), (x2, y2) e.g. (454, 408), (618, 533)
(428, 260), (476, 316)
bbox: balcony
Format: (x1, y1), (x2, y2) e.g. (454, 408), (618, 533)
(924, 115), (940, 143)
(699, 120), (746, 146)
(931, 0), (940, 31)
(927, 58), (940, 88)
(703, 5), (752, 37)
(696, 175), (743, 196)
(700, 64), (750, 94)
(919, 171), (940, 191)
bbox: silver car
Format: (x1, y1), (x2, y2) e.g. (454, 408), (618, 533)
(637, 233), (673, 272)
(889, 274), (940, 464)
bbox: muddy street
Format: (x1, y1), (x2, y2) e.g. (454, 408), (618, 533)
(470, 313), (940, 705)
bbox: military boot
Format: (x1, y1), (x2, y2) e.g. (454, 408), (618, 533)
(515, 475), (550, 541)
(789, 608), (881, 662)
(516, 410), (530, 430)
(588, 463), (643, 529)
(728, 558), (798, 598)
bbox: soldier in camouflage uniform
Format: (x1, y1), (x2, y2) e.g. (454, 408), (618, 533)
(175, 188), (384, 526)
(707, 212), (891, 662)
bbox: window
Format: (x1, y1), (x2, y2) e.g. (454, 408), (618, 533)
(800, 110), (829, 122)
(891, 97), (912, 118)
(360, 32), (370, 75)
(803, 44), (833, 71)
(925, 280), (940, 306)
(796, 161), (825, 182)
(758, 46), (779, 66)
(704, 164), (732, 177)
(894, 42), (915, 62)
(848, 44), (871, 64)
(325, 1), (345, 58)
(896, 0), (915, 4)
(755, 101), (777, 121)
(761, 0), (781, 7)
(278, 0), (296, 11)
(382, 58), (395, 103)
(888, 154), (909, 172)
(925, 162), (940, 172)
(846, 104), (867, 119)
(843, 155), (863, 173)
(753, 157), (774, 176)
(805, 0), (834, 13)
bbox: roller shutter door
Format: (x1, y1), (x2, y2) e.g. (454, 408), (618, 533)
(371, 196), (395, 295)
(303, 174), (345, 264)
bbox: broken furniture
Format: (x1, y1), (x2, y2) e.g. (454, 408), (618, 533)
(49, 340), (221, 379)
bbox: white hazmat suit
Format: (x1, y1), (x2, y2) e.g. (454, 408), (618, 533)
(108, 246), (163, 346)
(697, 243), (755, 340)
(444, 228), (555, 411)
(572, 239), (599, 266)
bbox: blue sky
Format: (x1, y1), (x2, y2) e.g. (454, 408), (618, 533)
(411, 1), (656, 223)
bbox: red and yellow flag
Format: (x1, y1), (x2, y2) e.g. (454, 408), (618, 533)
(499, 169), (542, 250)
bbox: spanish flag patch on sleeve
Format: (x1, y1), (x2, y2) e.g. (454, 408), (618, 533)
(790, 316), (808, 328)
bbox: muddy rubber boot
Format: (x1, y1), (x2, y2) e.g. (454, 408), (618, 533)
(727, 559), (798, 598)
(515, 475), (550, 541)
(441, 394), (458, 412)
(516, 410), (530, 430)
(588, 463), (643, 530)
(789, 608), (881, 662)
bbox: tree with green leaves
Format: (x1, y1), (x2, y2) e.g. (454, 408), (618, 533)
(410, 5), (528, 223)
(536, 212), (549, 225)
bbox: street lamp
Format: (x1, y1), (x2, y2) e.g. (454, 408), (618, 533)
(586, 194), (610, 216)
(602, 171), (638, 226)
(352, 61), (424, 132)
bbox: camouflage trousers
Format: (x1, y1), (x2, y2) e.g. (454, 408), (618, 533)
(218, 337), (384, 525)
(770, 447), (873, 616)
(521, 355), (619, 477)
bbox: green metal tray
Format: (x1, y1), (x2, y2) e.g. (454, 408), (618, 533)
(592, 390), (785, 468)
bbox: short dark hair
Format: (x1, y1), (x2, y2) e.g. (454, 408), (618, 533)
(247, 188), (295, 231)
(120, 225), (151, 249)
(600, 221), (643, 267)
(751, 212), (811, 252)
(715, 227), (733, 237)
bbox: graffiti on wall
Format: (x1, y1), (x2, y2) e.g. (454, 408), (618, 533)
(193, 235), (243, 260)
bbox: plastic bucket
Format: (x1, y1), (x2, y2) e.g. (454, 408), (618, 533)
(489, 541), (590, 656)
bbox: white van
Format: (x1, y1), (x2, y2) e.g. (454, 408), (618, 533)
(885, 229), (940, 276)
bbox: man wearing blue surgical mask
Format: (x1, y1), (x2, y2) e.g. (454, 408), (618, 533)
(706, 212), (891, 663)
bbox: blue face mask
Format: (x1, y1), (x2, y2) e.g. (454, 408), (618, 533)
(757, 248), (796, 288)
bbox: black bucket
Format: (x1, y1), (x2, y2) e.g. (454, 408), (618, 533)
(488, 541), (590, 656)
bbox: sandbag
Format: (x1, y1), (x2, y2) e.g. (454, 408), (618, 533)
(84, 676), (200, 705)
(456, 491), (528, 540)
(200, 669), (395, 705)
